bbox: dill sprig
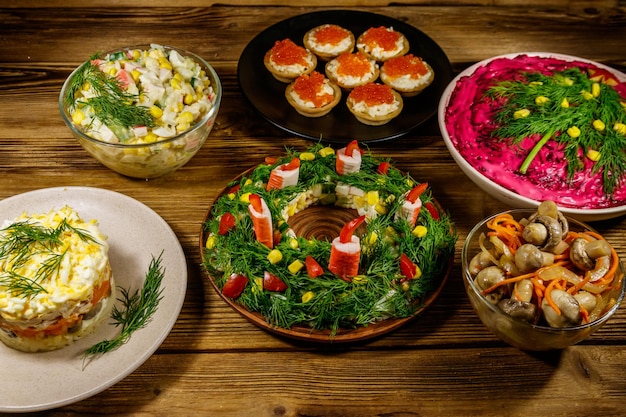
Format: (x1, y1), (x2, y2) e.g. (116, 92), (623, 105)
(83, 251), (165, 359)
(487, 66), (626, 196)
(0, 219), (98, 297)
(65, 52), (155, 131)
(202, 143), (457, 334)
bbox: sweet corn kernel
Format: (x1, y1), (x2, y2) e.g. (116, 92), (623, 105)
(108, 68), (117, 77)
(586, 149), (601, 162)
(352, 275), (368, 284)
(593, 119), (605, 132)
(592, 82), (600, 97)
(158, 57), (172, 70)
(131, 69), (141, 82)
(581, 90), (594, 100)
(239, 192), (251, 203)
(144, 132), (159, 143)
(170, 78), (182, 90)
(72, 109), (85, 124)
(567, 126), (581, 138)
(288, 260), (304, 274)
(299, 152), (315, 161)
(301, 291), (314, 303)
(529, 81), (543, 87)
(252, 277), (264, 294)
(412, 225), (428, 238)
(401, 281), (410, 291)
(184, 94), (195, 105)
(289, 238), (299, 249)
(205, 235), (217, 249)
(514, 109), (530, 119)
(374, 202), (387, 215)
(318, 147), (335, 157)
(614, 122), (626, 135)
(267, 249), (283, 264)
(560, 98), (569, 108)
(368, 231), (378, 245)
(227, 193), (236, 200)
(535, 96), (549, 106)
(366, 190), (379, 206)
(173, 73), (184, 82)
(82, 81), (91, 91)
(149, 105), (163, 119)
(176, 123), (190, 132)
(132, 49), (141, 60)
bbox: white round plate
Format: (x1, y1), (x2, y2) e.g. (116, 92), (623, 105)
(0, 187), (187, 412)
(438, 52), (626, 221)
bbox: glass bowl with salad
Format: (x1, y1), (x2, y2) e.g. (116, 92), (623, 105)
(462, 202), (625, 350)
(59, 44), (221, 179)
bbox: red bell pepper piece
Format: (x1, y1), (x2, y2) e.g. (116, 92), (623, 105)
(339, 215), (366, 244)
(218, 212), (236, 235)
(377, 161), (390, 175)
(222, 273), (249, 298)
(424, 201), (440, 220)
(400, 253), (418, 280)
(406, 183), (428, 204)
(263, 271), (288, 292)
(305, 255), (324, 278)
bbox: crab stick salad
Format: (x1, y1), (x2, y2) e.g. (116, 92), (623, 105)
(202, 142), (456, 335)
(0, 206), (114, 352)
(62, 44), (220, 178)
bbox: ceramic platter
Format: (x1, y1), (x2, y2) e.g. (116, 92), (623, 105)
(0, 187), (187, 412)
(199, 167), (453, 343)
(238, 10), (452, 144)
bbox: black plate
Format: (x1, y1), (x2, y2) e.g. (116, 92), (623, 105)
(237, 10), (452, 144)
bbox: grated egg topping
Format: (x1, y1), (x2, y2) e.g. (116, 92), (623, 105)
(0, 206), (109, 323)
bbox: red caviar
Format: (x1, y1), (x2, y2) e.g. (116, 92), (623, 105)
(383, 54), (428, 78)
(293, 71), (334, 107)
(336, 52), (372, 77)
(313, 24), (350, 46)
(349, 83), (395, 106)
(267, 39), (309, 66)
(361, 26), (401, 51)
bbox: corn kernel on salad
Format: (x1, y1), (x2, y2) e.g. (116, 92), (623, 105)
(202, 142), (457, 337)
(61, 44), (221, 178)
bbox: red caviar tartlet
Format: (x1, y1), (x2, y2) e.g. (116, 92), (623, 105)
(356, 26), (409, 62)
(264, 38), (317, 82)
(380, 54), (434, 96)
(324, 51), (380, 90)
(303, 24), (355, 61)
(346, 82), (403, 126)
(285, 71), (342, 117)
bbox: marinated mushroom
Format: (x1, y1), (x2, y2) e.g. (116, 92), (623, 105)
(474, 266), (506, 304)
(498, 298), (536, 322)
(570, 237), (613, 272)
(523, 215), (563, 253)
(541, 289), (582, 328)
(514, 244), (543, 273)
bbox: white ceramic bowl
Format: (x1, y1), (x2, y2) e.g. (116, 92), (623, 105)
(438, 52), (626, 221)
(60, 44), (221, 179)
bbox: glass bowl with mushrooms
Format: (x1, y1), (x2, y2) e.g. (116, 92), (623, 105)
(462, 201), (625, 350)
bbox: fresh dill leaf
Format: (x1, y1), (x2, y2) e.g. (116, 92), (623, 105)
(84, 251), (165, 359)
(0, 220), (97, 297)
(66, 54), (155, 131)
(487, 66), (626, 196)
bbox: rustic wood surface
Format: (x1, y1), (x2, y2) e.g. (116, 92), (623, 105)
(1, 3), (626, 416)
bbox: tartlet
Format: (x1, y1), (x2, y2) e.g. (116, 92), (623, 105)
(356, 26), (409, 62)
(303, 24), (355, 61)
(346, 82), (403, 125)
(285, 71), (342, 117)
(325, 51), (380, 90)
(380, 54), (435, 96)
(264, 38), (317, 82)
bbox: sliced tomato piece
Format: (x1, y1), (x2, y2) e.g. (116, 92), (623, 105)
(377, 161), (390, 175)
(400, 253), (418, 279)
(424, 201), (440, 220)
(305, 255), (324, 278)
(222, 273), (249, 298)
(263, 271), (288, 292)
(218, 212), (236, 235)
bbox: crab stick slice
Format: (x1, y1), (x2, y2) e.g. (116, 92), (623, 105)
(248, 193), (273, 249)
(336, 140), (362, 175)
(266, 157), (301, 191)
(395, 183), (427, 227)
(328, 215), (366, 281)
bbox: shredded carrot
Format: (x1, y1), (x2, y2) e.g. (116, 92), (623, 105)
(482, 271), (537, 295)
(544, 278), (563, 315)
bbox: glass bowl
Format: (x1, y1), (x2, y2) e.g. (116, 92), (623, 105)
(59, 44), (221, 179)
(462, 208), (625, 350)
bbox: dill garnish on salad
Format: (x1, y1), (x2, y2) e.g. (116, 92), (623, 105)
(202, 143), (456, 336)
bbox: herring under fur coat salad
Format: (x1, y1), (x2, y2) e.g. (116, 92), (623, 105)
(202, 142), (456, 334)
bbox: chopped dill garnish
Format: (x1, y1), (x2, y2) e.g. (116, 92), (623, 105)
(202, 143), (457, 335)
(84, 251), (165, 360)
(487, 66), (626, 196)
(65, 52), (155, 130)
(0, 219), (98, 297)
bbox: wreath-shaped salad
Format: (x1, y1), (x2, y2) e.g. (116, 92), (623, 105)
(201, 142), (457, 335)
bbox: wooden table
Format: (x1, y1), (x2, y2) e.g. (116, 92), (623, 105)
(1, 2), (626, 416)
